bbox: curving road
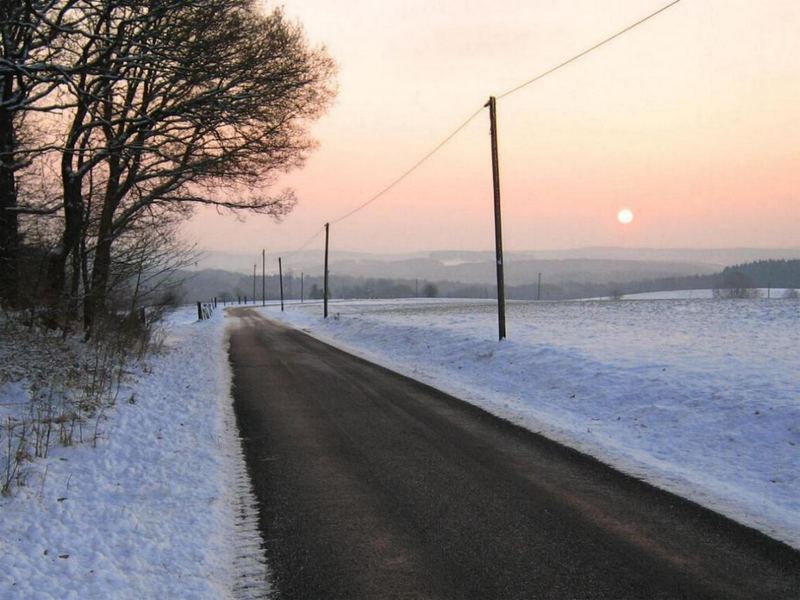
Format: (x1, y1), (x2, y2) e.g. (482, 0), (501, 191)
(227, 308), (800, 599)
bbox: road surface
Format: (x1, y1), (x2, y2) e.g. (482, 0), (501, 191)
(227, 308), (800, 599)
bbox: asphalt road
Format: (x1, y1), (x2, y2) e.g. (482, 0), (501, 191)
(227, 308), (800, 599)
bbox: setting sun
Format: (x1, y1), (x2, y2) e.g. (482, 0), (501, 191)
(617, 208), (634, 224)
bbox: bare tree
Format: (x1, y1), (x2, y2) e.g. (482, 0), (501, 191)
(0, 0), (85, 305)
(422, 282), (439, 298)
(713, 271), (761, 299)
(42, 0), (334, 332)
(4, 0), (333, 334)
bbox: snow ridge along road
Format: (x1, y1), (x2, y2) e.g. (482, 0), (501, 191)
(1, 307), (269, 598)
(227, 308), (800, 600)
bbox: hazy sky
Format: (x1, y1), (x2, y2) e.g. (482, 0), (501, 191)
(182, 0), (799, 260)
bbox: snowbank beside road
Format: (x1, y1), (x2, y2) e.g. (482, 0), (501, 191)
(261, 298), (800, 549)
(1, 306), (266, 598)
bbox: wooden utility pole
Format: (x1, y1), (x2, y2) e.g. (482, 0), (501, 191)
(261, 250), (265, 306)
(324, 223), (330, 318)
(279, 257), (285, 311)
(486, 96), (506, 340)
(252, 263), (256, 304)
(300, 272), (304, 304)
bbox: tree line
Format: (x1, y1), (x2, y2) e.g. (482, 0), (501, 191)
(176, 259), (798, 303)
(0, 0), (334, 334)
(508, 259), (798, 300)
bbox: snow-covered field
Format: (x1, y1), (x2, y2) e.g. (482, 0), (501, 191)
(623, 289), (716, 299)
(260, 297), (800, 549)
(622, 288), (790, 300)
(0, 307), (266, 598)
(4, 295), (794, 596)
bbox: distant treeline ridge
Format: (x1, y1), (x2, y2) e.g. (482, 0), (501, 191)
(172, 259), (800, 303)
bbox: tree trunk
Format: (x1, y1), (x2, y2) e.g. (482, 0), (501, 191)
(0, 81), (20, 307)
(84, 223), (112, 336)
(84, 171), (119, 335)
(47, 159), (85, 310)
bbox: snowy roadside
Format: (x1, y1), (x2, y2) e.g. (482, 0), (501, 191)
(259, 298), (800, 550)
(0, 307), (267, 598)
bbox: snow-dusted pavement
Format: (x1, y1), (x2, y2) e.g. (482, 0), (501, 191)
(0, 307), (266, 598)
(260, 297), (800, 549)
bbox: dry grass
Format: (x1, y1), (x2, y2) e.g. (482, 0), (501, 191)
(0, 309), (162, 495)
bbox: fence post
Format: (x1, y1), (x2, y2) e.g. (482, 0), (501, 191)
(197, 301), (203, 321)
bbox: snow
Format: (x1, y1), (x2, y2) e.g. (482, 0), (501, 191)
(260, 297), (800, 549)
(622, 289), (716, 300)
(0, 306), (268, 598)
(622, 288), (789, 300)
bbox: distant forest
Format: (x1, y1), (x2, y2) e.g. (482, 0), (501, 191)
(175, 259), (800, 304)
(719, 260), (800, 288)
(525, 259), (800, 301)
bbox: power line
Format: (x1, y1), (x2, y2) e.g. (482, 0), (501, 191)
(282, 106), (484, 255)
(294, 226), (325, 252)
(330, 104), (485, 225)
(285, 0), (682, 253)
(498, 0), (682, 99)
(284, 226), (325, 259)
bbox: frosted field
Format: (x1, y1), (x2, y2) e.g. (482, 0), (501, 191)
(262, 297), (800, 548)
(622, 288), (790, 300)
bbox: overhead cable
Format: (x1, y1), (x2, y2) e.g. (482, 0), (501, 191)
(330, 105), (485, 225)
(498, 0), (682, 99)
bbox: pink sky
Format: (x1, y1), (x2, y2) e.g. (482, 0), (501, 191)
(181, 0), (799, 258)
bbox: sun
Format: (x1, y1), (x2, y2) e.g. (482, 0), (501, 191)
(617, 208), (634, 225)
